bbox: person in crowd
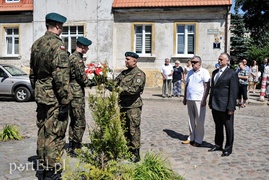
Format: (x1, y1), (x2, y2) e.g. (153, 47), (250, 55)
(215, 62), (220, 69)
(183, 59), (192, 81)
(68, 37), (94, 157)
(237, 61), (250, 108)
(248, 60), (259, 94)
(236, 59), (250, 73)
(110, 52), (146, 162)
(260, 57), (268, 83)
(29, 12), (72, 179)
(172, 60), (184, 97)
(260, 57), (269, 97)
(208, 52), (239, 157)
(182, 56), (210, 147)
(243, 59), (250, 72)
(161, 58), (173, 98)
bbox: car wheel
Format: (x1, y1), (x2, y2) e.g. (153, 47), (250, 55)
(15, 86), (31, 102)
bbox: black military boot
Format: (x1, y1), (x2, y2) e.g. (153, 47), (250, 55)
(44, 168), (62, 180)
(73, 142), (82, 149)
(68, 141), (82, 157)
(67, 141), (77, 157)
(34, 159), (45, 180)
(130, 148), (140, 163)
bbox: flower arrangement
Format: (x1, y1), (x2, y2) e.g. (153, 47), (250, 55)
(85, 62), (113, 80)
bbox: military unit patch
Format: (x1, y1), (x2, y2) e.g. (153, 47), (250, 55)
(137, 79), (141, 83)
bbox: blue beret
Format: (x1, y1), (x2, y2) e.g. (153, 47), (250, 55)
(77, 37), (92, 46)
(45, 12), (67, 23)
(125, 51), (139, 59)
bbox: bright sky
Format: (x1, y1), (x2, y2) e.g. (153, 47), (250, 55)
(231, 0), (244, 14)
(231, 0), (236, 13)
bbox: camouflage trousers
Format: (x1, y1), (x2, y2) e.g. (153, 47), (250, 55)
(120, 107), (142, 149)
(69, 96), (86, 143)
(36, 103), (68, 169)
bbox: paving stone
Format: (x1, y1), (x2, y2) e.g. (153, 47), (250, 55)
(0, 88), (268, 179)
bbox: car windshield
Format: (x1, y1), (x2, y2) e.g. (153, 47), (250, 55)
(3, 65), (27, 76)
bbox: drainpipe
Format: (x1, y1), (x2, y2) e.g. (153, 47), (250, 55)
(225, 6), (230, 53)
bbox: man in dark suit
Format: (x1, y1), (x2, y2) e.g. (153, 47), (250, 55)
(259, 57), (268, 88)
(208, 52), (239, 157)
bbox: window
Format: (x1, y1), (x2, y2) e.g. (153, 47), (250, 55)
(61, 26), (84, 53)
(176, 24), (196, 55)
(0, 69), (7, 77)
(6, 0), (20, 2)
(5, 28), (19, 56)
(134, 24), (153, 55)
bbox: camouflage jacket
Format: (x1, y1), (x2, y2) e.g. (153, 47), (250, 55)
(29, 31), (72, 105)
(69, 51), (91, 97)
(115, 66), (146, 108)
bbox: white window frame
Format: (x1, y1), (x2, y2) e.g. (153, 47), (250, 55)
(6, 0), (20, 3)
(132, 23), (154, 56)
(174, 23), (198, 58)
(61, 25), (84, 53)
(5, 27), (19, 56)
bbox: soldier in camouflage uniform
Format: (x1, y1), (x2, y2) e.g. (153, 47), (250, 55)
(29, 12), (72, 179)
(68, 37), (93, 157)
(113, 52), (146, 162)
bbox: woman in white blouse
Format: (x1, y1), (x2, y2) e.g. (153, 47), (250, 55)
(248, 60), (259, 93)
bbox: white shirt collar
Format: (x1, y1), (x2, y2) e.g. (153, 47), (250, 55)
(219, 66), (227, 72)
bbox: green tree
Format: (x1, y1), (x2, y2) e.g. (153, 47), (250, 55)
(230, 13), (250, 61)
(235, 0), (269, 47)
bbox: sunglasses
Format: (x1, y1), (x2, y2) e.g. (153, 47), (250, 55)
(191, 61), (199, 64)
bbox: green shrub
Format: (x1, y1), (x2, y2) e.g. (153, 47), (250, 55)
(0, 125), (22, 141)
(63, 67), (184, 179)
(84, 83), (130, 168)
(134, 152), (184, 180)
(63, 151), (184, 180)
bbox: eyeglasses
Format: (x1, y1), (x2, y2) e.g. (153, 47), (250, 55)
(191, 61), (199, 64)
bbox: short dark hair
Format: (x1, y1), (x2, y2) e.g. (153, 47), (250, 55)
(46, 20), (57, 27)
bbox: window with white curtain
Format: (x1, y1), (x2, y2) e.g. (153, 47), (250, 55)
(61, 26), (84, 54)
(134, 24), (152, 55)
(176, 24), (195, 55)
(5, 28), (19, 56)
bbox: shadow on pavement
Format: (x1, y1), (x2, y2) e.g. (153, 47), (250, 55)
(0, 97), (35, 102)
(163, 129), (187, 141)
(152, 94), (163, 97)
(163, 129), (213, 149)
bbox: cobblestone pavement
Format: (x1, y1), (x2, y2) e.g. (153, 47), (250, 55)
(0, 88), (268, 180)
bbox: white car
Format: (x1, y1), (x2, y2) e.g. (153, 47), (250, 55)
(0, 64), (34, 102)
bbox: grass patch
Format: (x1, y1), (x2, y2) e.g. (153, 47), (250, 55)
(0, 124), (22, 141)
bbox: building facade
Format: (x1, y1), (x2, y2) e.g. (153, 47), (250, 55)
(0, 0), (232, 87)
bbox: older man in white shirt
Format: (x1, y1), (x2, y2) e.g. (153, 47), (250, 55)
(161, 58), (174, 98)
(182, 56), (210, 147)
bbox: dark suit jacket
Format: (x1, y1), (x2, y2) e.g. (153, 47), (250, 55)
(260, 63), (268, 74)
(209, 67), (239, 112)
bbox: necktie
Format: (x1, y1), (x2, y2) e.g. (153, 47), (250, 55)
(214, 70), (222, 84)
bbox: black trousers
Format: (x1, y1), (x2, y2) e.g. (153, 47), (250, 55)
(212, 109), (234, 154)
